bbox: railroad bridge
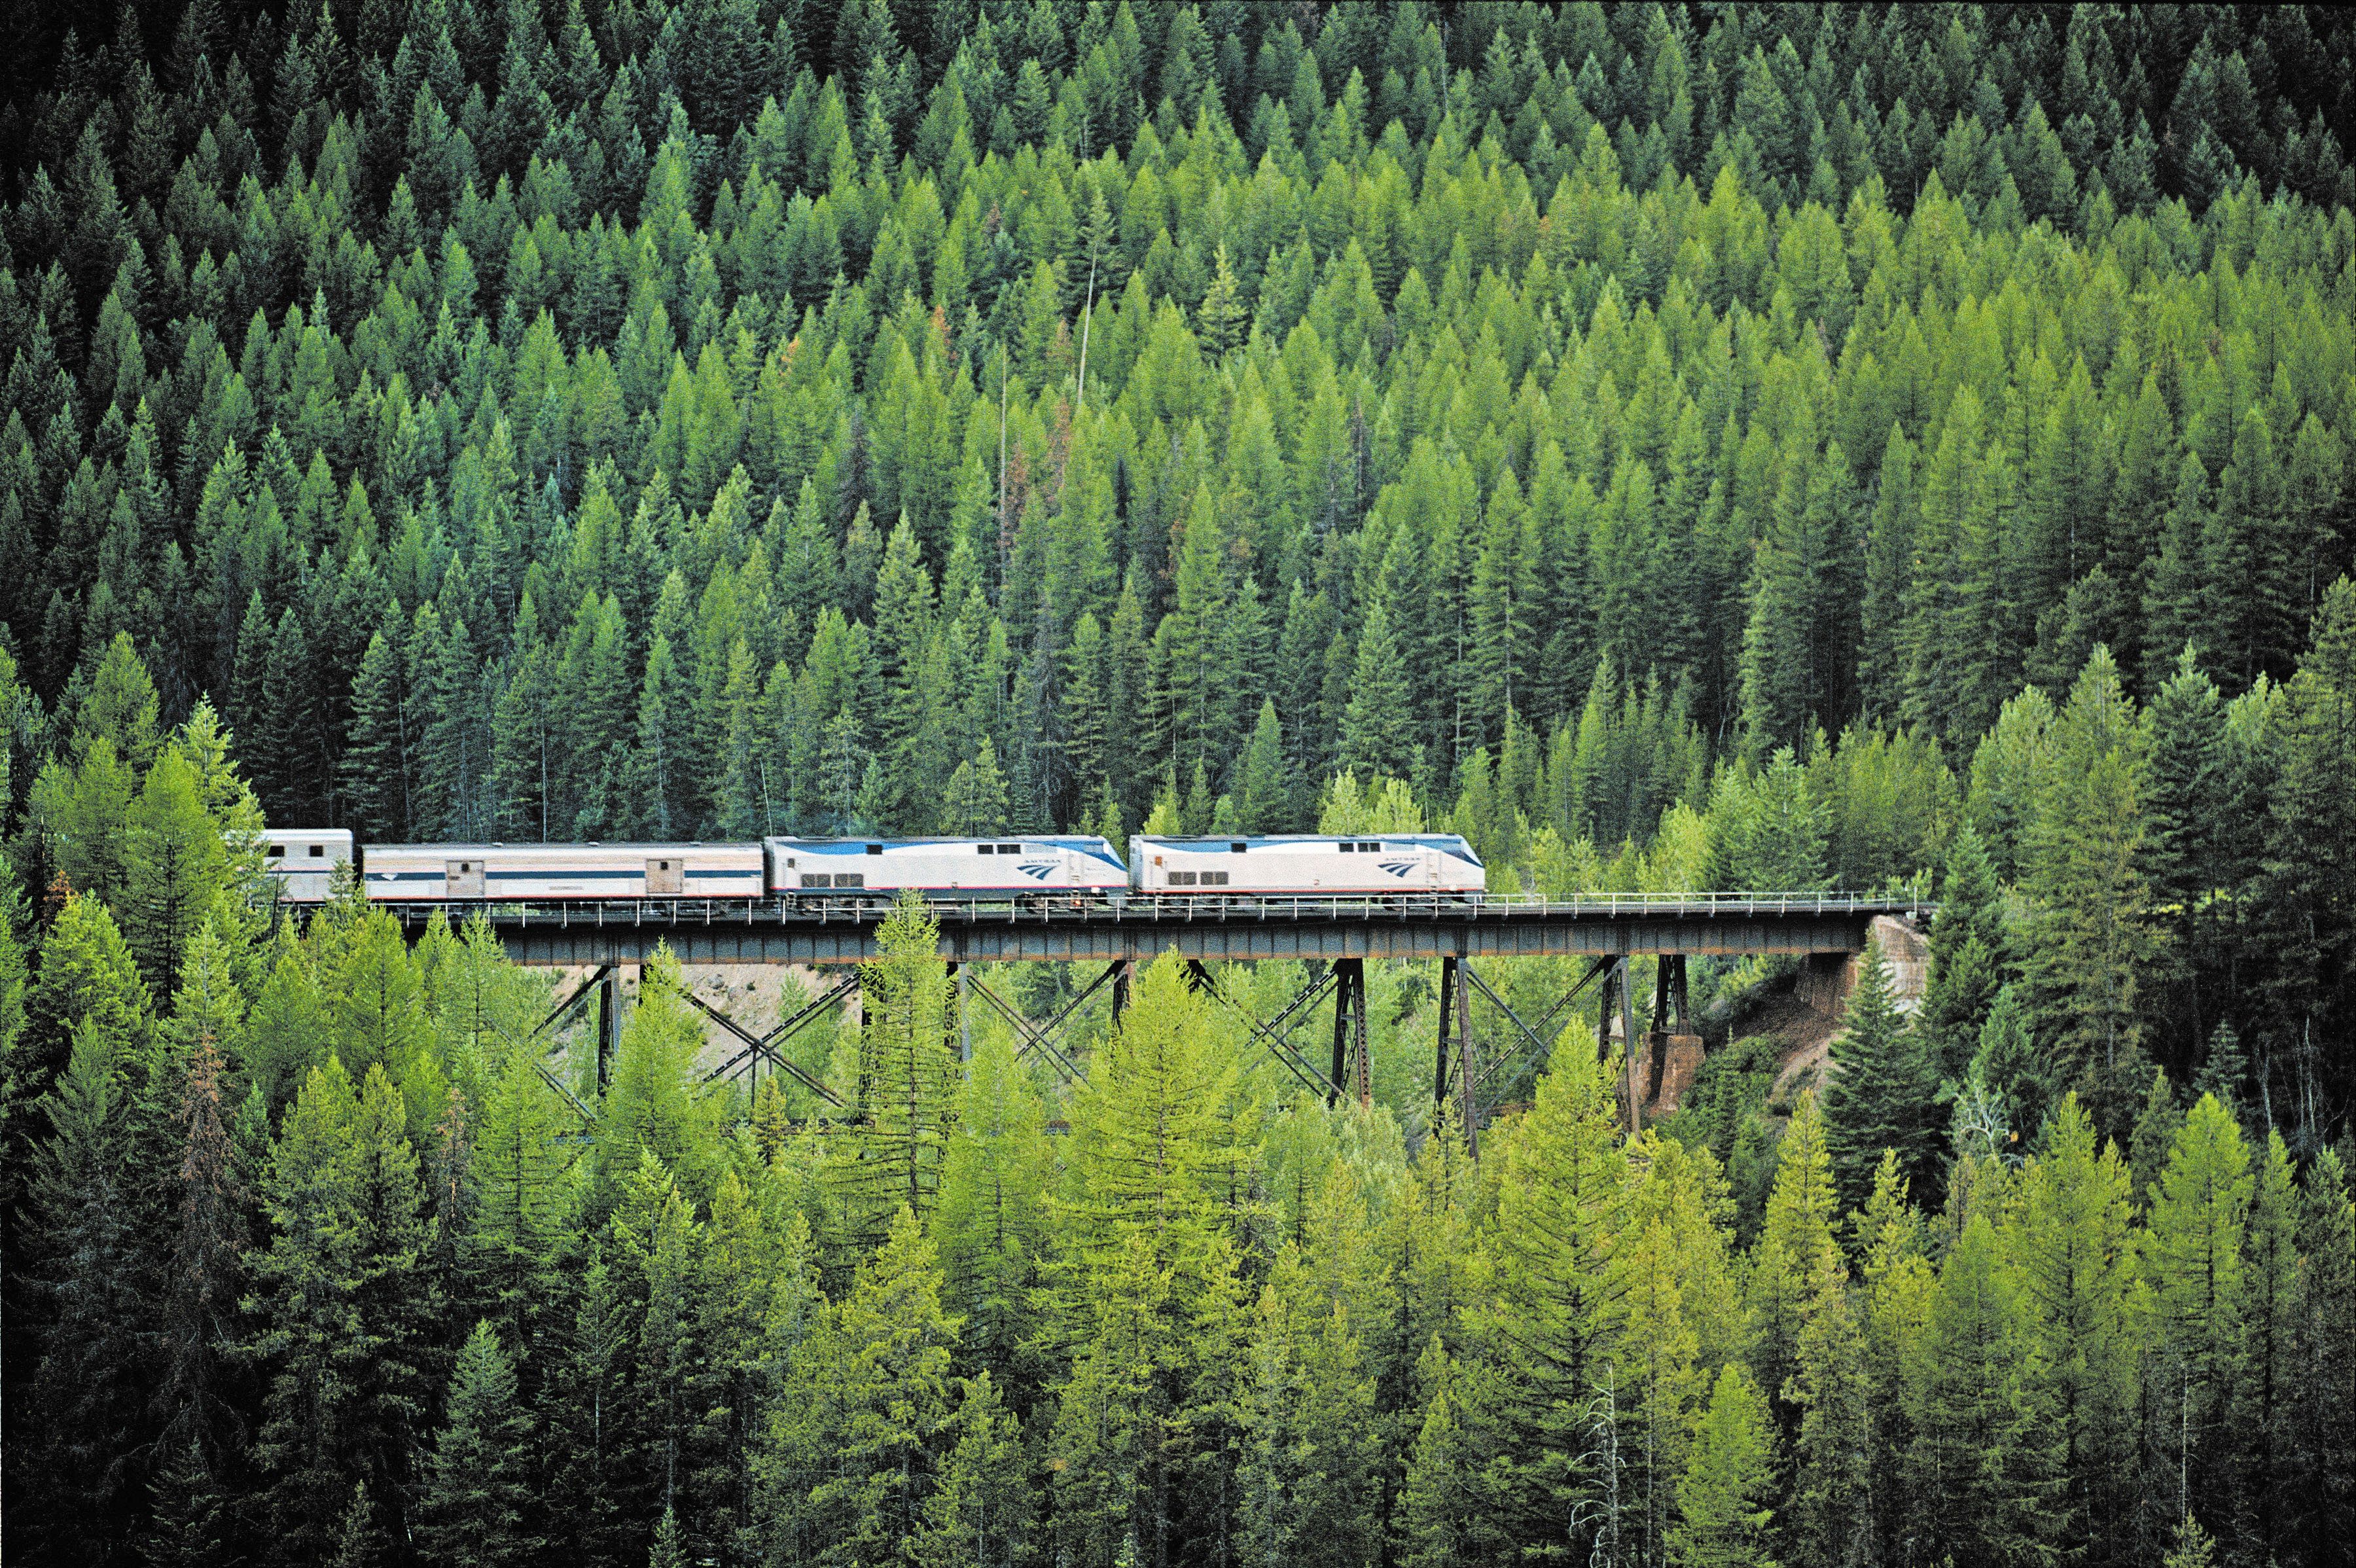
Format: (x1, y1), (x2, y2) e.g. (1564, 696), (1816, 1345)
(392, 893), (1929, 1142)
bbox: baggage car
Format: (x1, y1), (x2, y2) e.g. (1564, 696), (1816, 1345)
(259, 829), (355, 903)
(360, 842), (766, 900)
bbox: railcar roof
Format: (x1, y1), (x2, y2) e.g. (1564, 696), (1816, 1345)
(1132, 833), (1473, 844)
(363, 841), (762, 853)
(761, 835), (1116, 847)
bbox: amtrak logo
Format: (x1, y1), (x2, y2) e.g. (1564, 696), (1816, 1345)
(1378, 859), (1419, 878)
(1017, 861), (1056, 880)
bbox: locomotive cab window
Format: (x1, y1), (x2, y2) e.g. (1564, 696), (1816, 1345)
(999, 843), (1022, 853)
(977, 844), (994, 854)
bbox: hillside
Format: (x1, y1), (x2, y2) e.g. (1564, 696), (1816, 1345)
(2, 5), (2355, 1567)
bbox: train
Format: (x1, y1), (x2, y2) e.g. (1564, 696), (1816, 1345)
(258, 830), (1487, 904)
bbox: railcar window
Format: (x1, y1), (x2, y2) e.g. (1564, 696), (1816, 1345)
(267, 845), (285, 858)
(310, 844), (325, 857)
(1338, 842), (1353, 852)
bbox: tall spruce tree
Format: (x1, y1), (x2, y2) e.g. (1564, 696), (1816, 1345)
(2143, 1094), (2252, 1537)
(249, 1059), (438, 1563)
(416, 1320), (537, 1567)
(1821, 935), (1938, 1211)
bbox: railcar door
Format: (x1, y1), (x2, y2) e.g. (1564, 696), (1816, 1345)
(447, 859), (486, 899)
(647, 856), (683, 895)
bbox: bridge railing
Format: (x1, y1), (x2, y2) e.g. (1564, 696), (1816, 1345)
(364, 891), (1934, 927)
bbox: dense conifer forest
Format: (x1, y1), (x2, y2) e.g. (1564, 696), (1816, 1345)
(2, 1), (2355, 1564)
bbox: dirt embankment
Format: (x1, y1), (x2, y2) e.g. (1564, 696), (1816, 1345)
(1713, 914), (1931, 1104)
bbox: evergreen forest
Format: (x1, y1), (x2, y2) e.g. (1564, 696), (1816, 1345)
(2, 1), (2356, 1565)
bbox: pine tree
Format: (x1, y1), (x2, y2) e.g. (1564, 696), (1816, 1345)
(2236, 1129), (2301, 1566)
(1905, 1212), (2058, 1568)
(140, 1437), (234, 1568)
(940, 734), (1010, 835)
(1453, 1044), (1630, 1559)
(1669, 1363), (1779, 1568)
(1821, 935), (1937, 1212)
(1748, 1091), (1842, 1450)
(327, 1482), (383, 1568)
(463, 1039), (574, 1340)
(915, 1370), (1033, 1567)
(648, 1507), (687, 1568)
(1339, 597), (1415, 782)
(1853, 1155), (1934, 1565)
(1234, 698), (1297, 832)
(123, 745), (232, 1005)
(2010, 1094), (2139, 1567)
(767, 1205), (961, 1559)
(249, 1059), (438, 1561)
(1617, 1132), (1731, 1565)
(416, 1321), (537, 1567)
(342, 615), (412, 842)
(2020, 650), (2158, 1128)
(24, 1014), (156, 1564)
(933, 1028), (1052, 1406)
(837, 893), (957, 1249)
(2291, 1149), (2356, 1564)
(1397, 1334), (1486, 1566)
(1046, 953), (1252, 1567)
(1233, 1266), (1381, 1568)
(1918, 823), (2004, 1082)
(2143, 1094), (2251, 1535)
(10, 891), (151, 1217)
(588, 944), (724, 1228)
(157, 1035), (249, 1469)
(539, 1251), (634, 1565)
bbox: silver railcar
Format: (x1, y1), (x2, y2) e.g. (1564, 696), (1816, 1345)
(1129, 834), (1486, 895)
(260, 829), (356, 903)
(765, 836), (1128, 897)
(360, 842), (764, 900)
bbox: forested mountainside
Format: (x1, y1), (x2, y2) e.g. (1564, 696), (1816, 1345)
(1, 3), (2355, 1566)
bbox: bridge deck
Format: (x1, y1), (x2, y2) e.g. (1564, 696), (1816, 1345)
(379, 893), (1930, 967)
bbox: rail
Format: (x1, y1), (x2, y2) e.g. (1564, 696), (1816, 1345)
(362, 890), (1934, 927)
